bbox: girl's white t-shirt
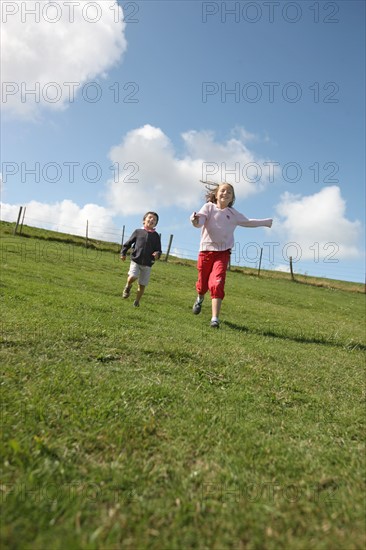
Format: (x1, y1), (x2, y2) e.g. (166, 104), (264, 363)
(193, 202), (272, 252)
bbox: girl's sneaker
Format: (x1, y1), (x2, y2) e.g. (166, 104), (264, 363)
(210, 319), (220, 328)
(192, 296), (204, 314)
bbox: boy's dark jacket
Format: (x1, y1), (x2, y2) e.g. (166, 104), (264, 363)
(121, 229), (162, 267)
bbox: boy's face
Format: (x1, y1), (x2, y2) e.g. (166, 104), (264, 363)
(143, 213), (158, 229)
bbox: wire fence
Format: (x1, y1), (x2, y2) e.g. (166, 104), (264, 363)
(3, 205), (365, 285)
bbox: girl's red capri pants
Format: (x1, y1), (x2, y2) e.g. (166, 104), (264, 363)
(196, 250), (230, 300)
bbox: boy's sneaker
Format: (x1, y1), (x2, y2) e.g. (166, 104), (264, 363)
(133, 300), (140, 308)
(122, 285), (131, 299)
(210, 319), (220, 328)
(192, 296), (204, 315)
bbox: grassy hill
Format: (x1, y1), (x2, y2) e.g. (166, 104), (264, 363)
(1, 222), (365, 549)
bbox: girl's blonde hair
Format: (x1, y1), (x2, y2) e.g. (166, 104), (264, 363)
(203, 181), (236, 207)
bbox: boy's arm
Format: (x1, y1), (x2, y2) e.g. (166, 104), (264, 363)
(120, 231), (137, 258)
(152, 234), (162, 260)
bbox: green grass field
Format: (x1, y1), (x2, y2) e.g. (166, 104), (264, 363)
(1, 223), (365, 549)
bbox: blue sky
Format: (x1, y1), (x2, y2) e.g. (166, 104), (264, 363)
(1, 0), (365, 282)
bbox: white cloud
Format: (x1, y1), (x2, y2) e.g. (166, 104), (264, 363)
(1, 199), (117, 240)
(171, 246), (194, 261)
(1, 0), (127, 118)
(274, 186), (362, 259)
(106, 124), (277, 215)
(1, 201), (19, 222)
(1, 124), (278, 241)
(274, 264), (290, 273)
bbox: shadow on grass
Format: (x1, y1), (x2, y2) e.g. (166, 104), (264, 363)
(222, 320), (366, 351)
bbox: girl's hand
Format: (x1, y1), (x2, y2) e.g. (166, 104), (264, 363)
(191, 212), (200, 226)
(120, 255), (126, 261)
(152, 251), (161, 259)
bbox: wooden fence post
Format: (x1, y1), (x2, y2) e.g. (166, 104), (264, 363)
(19, 206), (26, 235)
(258, 247), (263, 277)
(14, 206), (23, 235)
(165, 234), (173, 261)
(121, 225), (125, 250)
(85, 220), (88, 247)
(289, 256), (295, 281)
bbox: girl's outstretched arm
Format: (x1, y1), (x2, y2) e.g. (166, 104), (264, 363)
(190, 211), (205, 227)
(236, 212), (273, 228)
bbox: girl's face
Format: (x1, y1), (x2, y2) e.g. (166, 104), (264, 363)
(216, 184), (234, 208)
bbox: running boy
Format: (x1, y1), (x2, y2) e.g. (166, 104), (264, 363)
(120, 212), (162, 307)
(191, 183), (272, 327)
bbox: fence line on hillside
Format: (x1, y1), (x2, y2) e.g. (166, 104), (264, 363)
(6, 206), (308, 281)
(6, 206), (365, 286)
(11, 206), (175, 261)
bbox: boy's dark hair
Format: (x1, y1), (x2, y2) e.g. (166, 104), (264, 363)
(143, 211), (159, 225)
(204, 182), (235, 207)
